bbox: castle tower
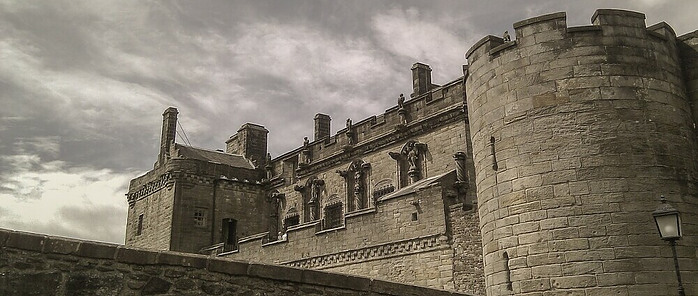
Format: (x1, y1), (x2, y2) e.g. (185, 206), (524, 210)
(157, 107), (178, 167)
(465, 10), (697, 295)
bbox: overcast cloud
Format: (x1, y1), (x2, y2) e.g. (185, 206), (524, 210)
(1, 0), (697, 244)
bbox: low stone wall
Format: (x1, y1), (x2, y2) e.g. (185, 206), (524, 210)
(0, 228), (472, 295)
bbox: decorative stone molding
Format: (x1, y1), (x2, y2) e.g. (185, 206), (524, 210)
(295, 104), (464, 178)
(283, 234), (448, 270)
(127, 172), (172, 207)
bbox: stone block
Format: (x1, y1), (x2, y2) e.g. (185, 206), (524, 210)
(44, 237), (80, 254)
(76, 241), (118, 259)
(158, 251), (207, 268)
(208, 258), (249, 275)
(116, 247), (158, 265)
(550, 275), (597, 289)
(6, 231), (46, 252)
(301, 269), (370, 291)
(248, 263), (302, 282)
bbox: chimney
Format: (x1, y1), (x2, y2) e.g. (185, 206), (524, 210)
(314, 113), (331, 141)
(411, 63), (432, 98)
(226, 123), (269, 167)
(157, 107), (178, 167)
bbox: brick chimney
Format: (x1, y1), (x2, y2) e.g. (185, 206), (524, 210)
(314, 113), (331, 141)
(226, 123), (269, 167)
(411, 63), (432, 98)
(157, 107), (178, 167)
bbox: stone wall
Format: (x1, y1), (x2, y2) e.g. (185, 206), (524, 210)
(466, 9), (698, 296)
(0, 229), (473, 296)
(229, 179), (478, 292)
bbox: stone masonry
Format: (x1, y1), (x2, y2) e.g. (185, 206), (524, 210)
(0, 228), (472, 296)
(466, 9), (697, 296)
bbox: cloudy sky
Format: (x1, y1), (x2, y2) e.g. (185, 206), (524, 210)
(2, 0), (697, 244)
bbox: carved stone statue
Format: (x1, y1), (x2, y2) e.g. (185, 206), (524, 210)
(407, 144), (419, 171)
(353, 170), (363, 210)
(503, 30), (511, 42)
(346, 118), (352, 129)
(398, 94), (405, 109)
(308, 179), (324, 220)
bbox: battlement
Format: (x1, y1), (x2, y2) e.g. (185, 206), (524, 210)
(466, 9), (679, 69)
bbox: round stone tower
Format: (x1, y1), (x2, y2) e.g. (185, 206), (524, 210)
(465, 9), (697, 295)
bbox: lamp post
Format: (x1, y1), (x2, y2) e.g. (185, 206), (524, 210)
(652, 195), (685, 296)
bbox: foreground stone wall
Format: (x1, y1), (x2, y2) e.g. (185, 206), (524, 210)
(466, 9), (698, 296)
(0, 229), (472, 296)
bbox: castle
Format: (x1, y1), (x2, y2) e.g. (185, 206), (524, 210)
(126, 10), (698, 296)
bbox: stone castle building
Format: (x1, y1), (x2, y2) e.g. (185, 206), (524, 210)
(126, 9), (698, 296)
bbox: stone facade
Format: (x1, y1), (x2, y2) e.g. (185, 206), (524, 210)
(124, 9), (698, 296)
(125, 59), (483, 294)
(466, 9), (697, 296)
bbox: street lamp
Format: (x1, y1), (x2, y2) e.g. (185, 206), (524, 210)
(652, 195), (685, 296)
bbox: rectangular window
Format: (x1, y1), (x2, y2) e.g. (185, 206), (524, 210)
(222, 218), (237, 251)
(324, 204), (343, 229)
(136, 214), (144, 236)
(284, 216), (300, 228)
(193, 208), (207, 227)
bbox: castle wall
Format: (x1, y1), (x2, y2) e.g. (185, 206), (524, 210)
(126, 158), (267, 253)
(466, 9), (698, 296)
(169, 177), (267, 253)
(126, 182), (174, 250)
(0, 229), (472, 296)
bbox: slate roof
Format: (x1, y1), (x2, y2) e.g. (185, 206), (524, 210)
(173, 144), (255, 169)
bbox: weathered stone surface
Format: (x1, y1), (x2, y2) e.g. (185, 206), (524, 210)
(0, 272), (61, 295)
(65, 272), (123, 296)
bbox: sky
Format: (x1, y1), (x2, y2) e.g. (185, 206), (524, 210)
(1, 0), (697, 244)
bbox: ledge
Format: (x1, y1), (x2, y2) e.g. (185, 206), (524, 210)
(591, 9), (645, 24)
(567, 25), (602, 33)
(0, 228), (472, 296)
(513, 12), (566, 29)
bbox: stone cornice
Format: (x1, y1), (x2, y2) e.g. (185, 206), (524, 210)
(282, 234), (449, 269)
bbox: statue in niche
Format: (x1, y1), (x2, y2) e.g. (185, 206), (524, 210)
(407, 143), (419, 171)
(353, 170), (363, 209)
(308, 179), (324, 220)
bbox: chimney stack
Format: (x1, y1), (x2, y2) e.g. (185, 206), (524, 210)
(157, 107), (178, 167)
(226, 123), (269, 167)
(314, 113), (331, 141)
(411, 63), (432, 98)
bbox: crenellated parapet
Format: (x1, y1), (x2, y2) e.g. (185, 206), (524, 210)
(265, 76), (465, 184)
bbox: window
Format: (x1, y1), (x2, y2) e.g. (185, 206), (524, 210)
(324, 203), (343, 229)
(193, 208), (207, 227)
(411, 212), (418, 221)
(222, 218), (237, 252)
(284, 215), (300, 228)
(136, 214), (144, 236)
